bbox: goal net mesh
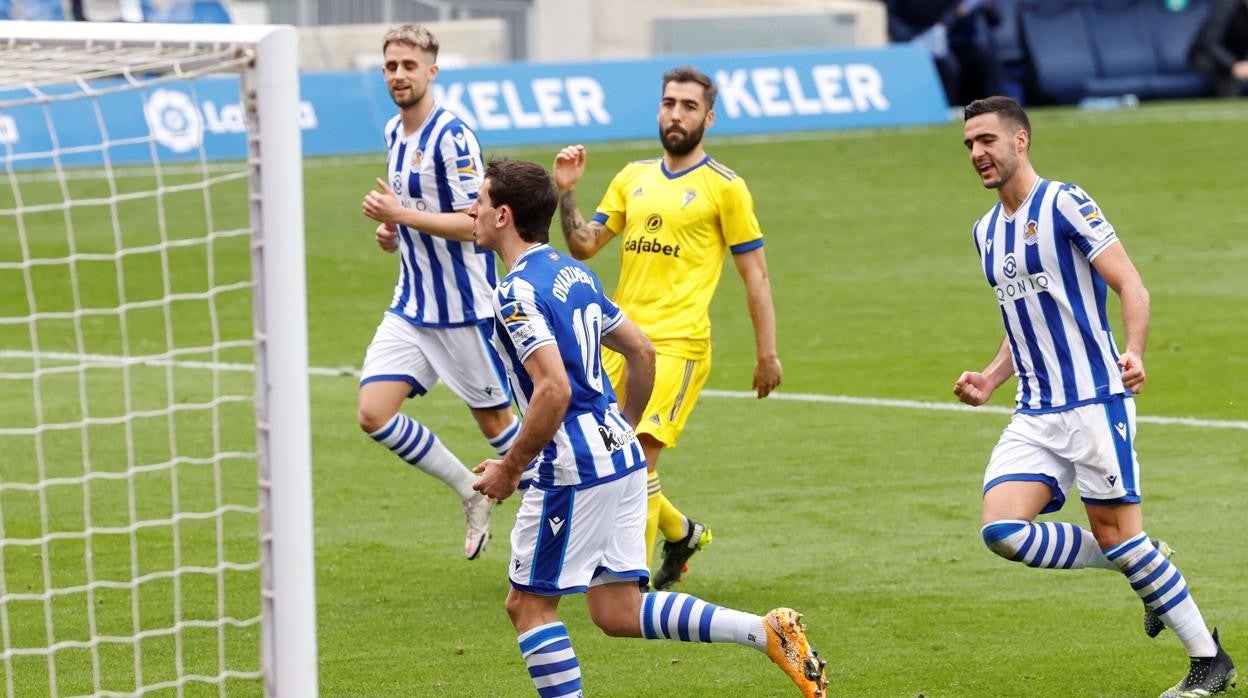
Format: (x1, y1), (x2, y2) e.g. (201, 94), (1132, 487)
(1, 32), (271, 697)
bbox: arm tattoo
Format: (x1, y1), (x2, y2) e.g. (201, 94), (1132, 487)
(558, 190), (589, 244)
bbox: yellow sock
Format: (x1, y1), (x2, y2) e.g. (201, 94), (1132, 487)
(656, 483), (687, 542)
(645, 472), (662, 570)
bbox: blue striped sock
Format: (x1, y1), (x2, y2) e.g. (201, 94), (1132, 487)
(369, 413), (474, 499)
(1104, 533), (1215, 657)
(639, 591), (766, 651)
(487, 418), (533, 490)
(981, 520), (1114, 569)
(517, 622), (582, 698)
(488, 418), (520, 456)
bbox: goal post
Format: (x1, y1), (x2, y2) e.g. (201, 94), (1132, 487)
(0, 20), (316, 697)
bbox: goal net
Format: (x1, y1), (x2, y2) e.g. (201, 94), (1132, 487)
(0, 21), (315, 697)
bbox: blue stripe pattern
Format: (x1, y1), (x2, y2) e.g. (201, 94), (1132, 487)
(983, 520), (1092, 569)
(562, 415), (602, 484)
(982, 204), (1001, 286)
(432, 123), (456, 213)
(1030, 181), (1079, 405)
(697, 602), (718, 643)
(640, 592), (718, 643)
(529, 488), (575, 589)
(1102, 396), (1138, 495)
(676, 594), (696, 641)
(1061, 524), (1083, 568)
(1014, 303), (1050, 406)
(976, 179), (1129, 414)
(382, 108), (495, 327)
(658, 593), (678, 638)
(370, 414), (436, 465)
(418, 233), (450, 321)
(518, 622), (581, 698)
(729, 239), (764, 254)
(490, 248), (645, 490)
(1054, 199), (1111, 396)
(641, 591), (659, 639)
(1104, 533), (1191, 616)
(446, 240), (476, 322)
(487, 417), (520, 455)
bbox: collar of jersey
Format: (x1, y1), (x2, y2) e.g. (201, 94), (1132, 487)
(400, 103), (442, 140)
(660, 155), (710, 180)
(999, 175), (1044, 222)
(514, 242), (551, 265)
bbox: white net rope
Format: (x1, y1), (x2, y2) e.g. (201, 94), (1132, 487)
(1, 37), (264, 697)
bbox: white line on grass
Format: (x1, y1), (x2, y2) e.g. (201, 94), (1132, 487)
(4, 349), (1245, 431)
(702, 389), (1248, 431)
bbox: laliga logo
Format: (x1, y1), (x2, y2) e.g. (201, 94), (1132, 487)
(144, 89), (203, 153)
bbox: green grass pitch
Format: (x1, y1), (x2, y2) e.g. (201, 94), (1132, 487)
(3, 100), (1246, 696)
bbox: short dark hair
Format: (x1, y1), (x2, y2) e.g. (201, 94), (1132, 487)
(662, 65), (717, 110)
(964, 96), (1032, 141)
(484, 158), (558, 243)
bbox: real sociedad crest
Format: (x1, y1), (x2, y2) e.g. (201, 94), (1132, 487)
(412, 149), (423, 166)
(1024, 219), (1039, 246)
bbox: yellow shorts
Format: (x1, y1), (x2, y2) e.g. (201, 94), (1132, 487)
(602, 347), (710, 448)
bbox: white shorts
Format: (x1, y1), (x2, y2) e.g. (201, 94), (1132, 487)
(508, 468), (649, 595)
(359, 312), (511, 410)
(983, 395), (1141, 513)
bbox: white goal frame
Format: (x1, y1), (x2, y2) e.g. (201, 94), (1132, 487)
(0, 20), (317, 697)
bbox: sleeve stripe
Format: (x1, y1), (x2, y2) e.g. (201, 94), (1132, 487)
(601, 309), (625, 334)
(1086, 235), (1120, 262)
(517, 337), (558, 363)
(706, 159), (737, 180)
(729, 238), (764, 255)
(591, 212), (609, 225)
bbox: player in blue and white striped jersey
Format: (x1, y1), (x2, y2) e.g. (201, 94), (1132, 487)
(355, 25), (522, 562)
(470, 158), (827, 698)
(955, 97), (1235, 698)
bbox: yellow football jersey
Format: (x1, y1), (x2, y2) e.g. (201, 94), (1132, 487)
(591, 156), (763, 359)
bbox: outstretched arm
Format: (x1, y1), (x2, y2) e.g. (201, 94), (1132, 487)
(362, 177), (476, 241)
(954, 336), (1014, 406)
(732, 248), (782, 398)
(553, 145), (614, 259)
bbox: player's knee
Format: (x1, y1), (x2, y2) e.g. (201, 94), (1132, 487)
(504, 593), (525, 629)
(356, 404), (393, 434)
(475, 408), (515, 439)
(981, 520), (1028, 561)
(588, 605), (636, 638)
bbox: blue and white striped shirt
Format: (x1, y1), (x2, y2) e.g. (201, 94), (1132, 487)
(382, 106), (495, 326)
(491, 244), (646, 490)
(972, 177), (1127, 414)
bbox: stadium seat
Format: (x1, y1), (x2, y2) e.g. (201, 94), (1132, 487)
(1084, 0), (1157, 98)
(1144, 0), (1213, 98)
(987, 0), (1026, 64)
(1020, 0), (1213, 103)
(1020, 2), (1098, 103)
(984, 0), (1029, 102)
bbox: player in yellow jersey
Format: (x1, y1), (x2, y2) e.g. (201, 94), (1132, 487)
(553, 65), (782, 590)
